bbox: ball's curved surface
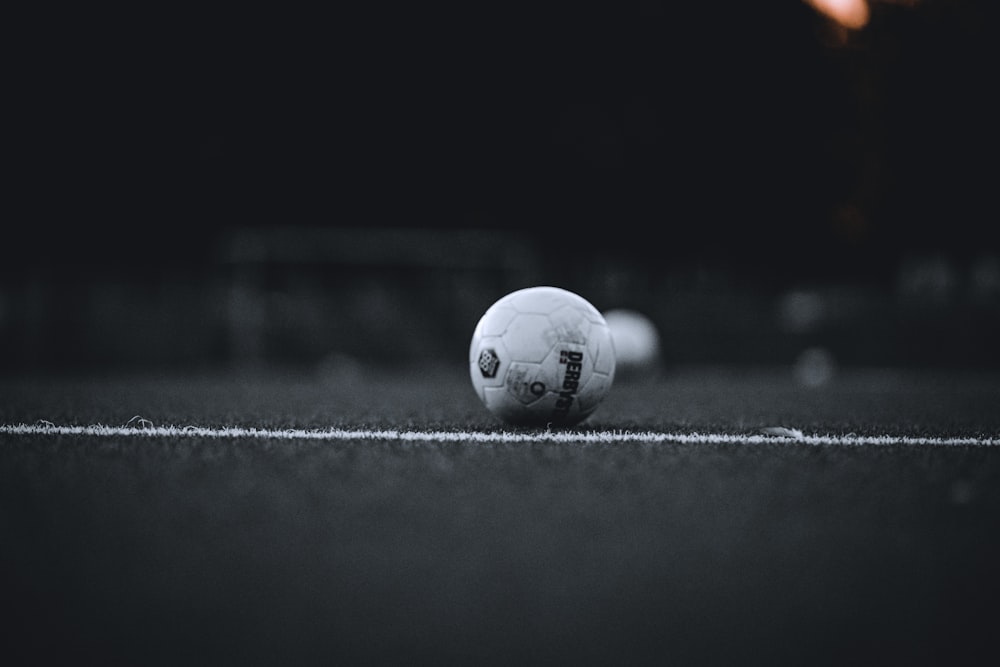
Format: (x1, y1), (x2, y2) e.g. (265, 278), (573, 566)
(469, 286), (616, 427)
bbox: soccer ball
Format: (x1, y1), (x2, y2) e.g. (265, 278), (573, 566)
(469, 286), (616, 427)
(602, 308), (662, 378)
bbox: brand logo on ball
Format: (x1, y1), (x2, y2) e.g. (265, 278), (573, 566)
(552, 349), (584, 420)
(559, 350), (582, 364)
(478, 348), (500, 378)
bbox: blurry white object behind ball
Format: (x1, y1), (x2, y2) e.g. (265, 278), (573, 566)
(469, 286), (616, 427)
(602, 308), (661, 375)
(794, 346), (836, 388)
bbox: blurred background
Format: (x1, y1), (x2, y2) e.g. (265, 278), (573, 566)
(4, 0), (998, 376)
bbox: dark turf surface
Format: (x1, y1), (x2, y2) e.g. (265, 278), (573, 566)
(2, 366), (999, 666)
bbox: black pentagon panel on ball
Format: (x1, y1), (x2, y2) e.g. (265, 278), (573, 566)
(478, 348), (500, 378)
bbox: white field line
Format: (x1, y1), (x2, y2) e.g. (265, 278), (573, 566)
(0, 423), (997, 446)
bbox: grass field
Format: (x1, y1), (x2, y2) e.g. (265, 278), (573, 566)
(2, 365), (999, 666)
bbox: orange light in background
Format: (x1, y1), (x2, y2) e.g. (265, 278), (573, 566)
(805, 0), (871, 30)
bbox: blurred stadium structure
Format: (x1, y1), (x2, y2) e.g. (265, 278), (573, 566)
(3, 0), (997, 374)
(2, 225), (997, 373)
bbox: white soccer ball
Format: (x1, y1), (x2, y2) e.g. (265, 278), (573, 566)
(602, 308), (662, 377)
(469, 286), (616, 427)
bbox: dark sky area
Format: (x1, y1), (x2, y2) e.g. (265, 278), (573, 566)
(14, 1), (998, 281)
(5, 1), (999, 371)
